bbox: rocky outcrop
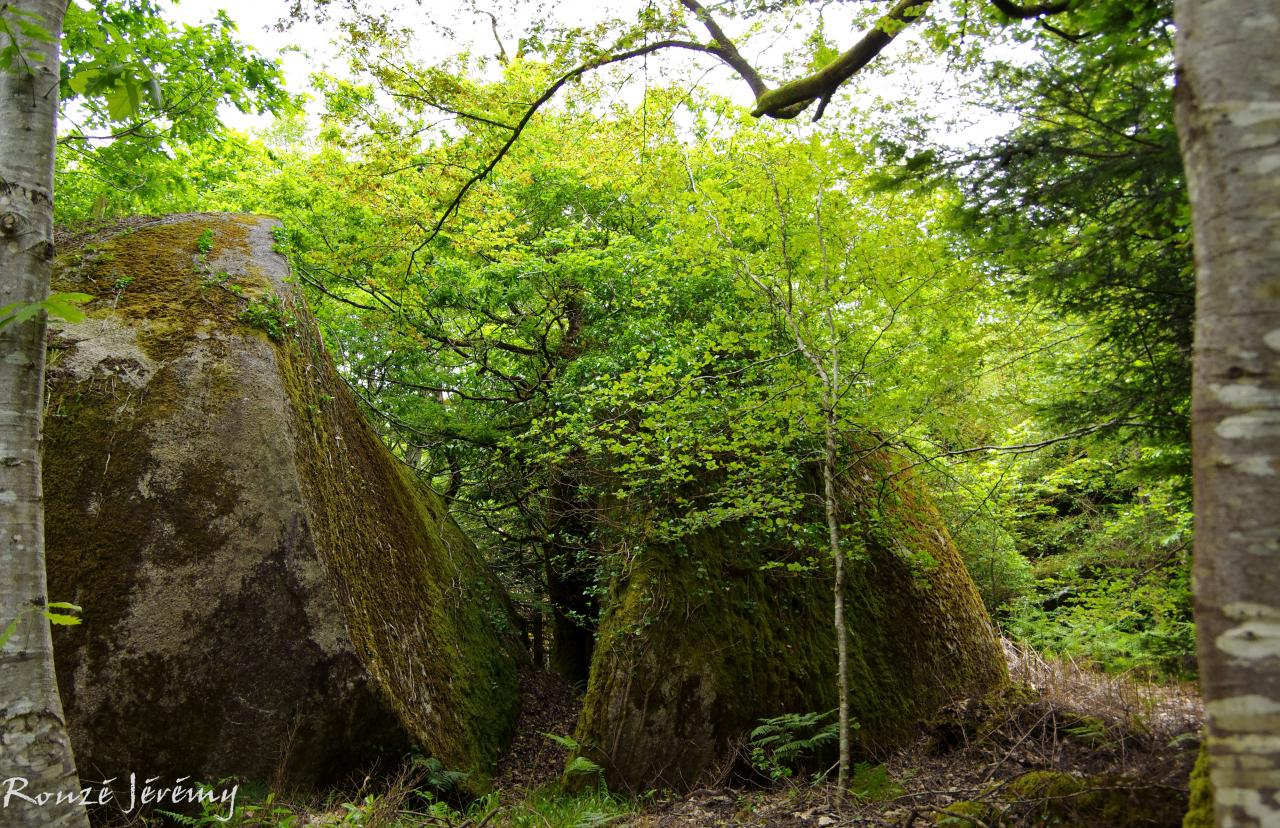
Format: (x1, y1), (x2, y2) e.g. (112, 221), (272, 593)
(573, 459), (1007, 791)
(44, 214), (522, 794)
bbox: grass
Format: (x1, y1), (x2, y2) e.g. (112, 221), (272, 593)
(127, 772), (637, 828)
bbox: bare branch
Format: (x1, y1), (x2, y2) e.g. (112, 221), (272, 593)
(989, 0), (1070, 20)
(679, 0), (768, 97)
(477, 9), (509, 64)
(890, 419), (1147, 480)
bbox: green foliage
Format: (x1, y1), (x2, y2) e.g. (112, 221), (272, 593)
(196, 229), (215, 254)
(50, 15), (1201, 803)
(868, 0), (1194, 684)
(0, 4), (54, 72)
(886, 0), (1189, 481)
(54, 0), (293, 224)
(0, 292), (94, 328)
(282, 785), (634, 828)
(469, 788), (634, 828)
(0, 601), (82, 650)
(240, 292), (292, 341)
(545, 733), (605, 782)
(410, 755), (469, 796)
(155, 783), (244, 826)
(1001, 447), (1195, 679)
(748, 710), (842, 781)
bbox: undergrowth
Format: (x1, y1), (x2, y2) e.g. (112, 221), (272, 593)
(140, 775), (635, 828)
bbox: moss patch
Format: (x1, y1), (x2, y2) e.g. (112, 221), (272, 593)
(53, 214), (272, 363)
(1002, 770), (1184, 826)
(934, 800), (1002, 826)
(1183, 740), (1213, 828)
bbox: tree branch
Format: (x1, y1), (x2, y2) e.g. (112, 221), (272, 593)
(678, 0), (767, 97)
(989, 0), (1070, 20)
(890, 419), (1147, 480)
(750, 0), (934, 120)
(407, 39), (722, 267)
(477, 9), (509, 65)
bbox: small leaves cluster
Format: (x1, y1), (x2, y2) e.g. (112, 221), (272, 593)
(748, 710), (843, 781)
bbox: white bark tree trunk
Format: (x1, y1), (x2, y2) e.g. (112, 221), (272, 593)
(0, 3), (87, 826)
(823, 398), (850, 793)
(1174, 1), (1280, 825)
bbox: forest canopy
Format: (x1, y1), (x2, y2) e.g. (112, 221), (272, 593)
(53, 0), (1189, 683)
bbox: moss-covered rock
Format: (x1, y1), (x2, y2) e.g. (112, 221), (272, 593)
(45, 214), (522, 795)
(572, 459), (1007, 792)
(934, 800), (1002, 826)
(1003, 770), (1185, 826)
(934, 769), (1187, 826)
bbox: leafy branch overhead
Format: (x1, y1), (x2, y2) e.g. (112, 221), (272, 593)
(322, 0), (1083, 254)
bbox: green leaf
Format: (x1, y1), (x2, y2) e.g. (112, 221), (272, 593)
(43, 292), (94, 324)
(565, 756), (602, 776)
(541, 732), (581, 749)
(105, 85), (136, 120)
(15, 18), (55, 43)
(43, 612), (82, 626)
(0, 301), (45, 329)
(0, 617), (20, 650)
(46, 602), (83, 612)
(146, 77), (164, 108)
(68, 67), (101, 95)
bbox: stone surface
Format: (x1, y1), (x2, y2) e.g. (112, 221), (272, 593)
(44, 214), (522, 794)
(573, 459), (1008, 792)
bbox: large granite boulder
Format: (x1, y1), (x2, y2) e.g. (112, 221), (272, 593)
(44, 214), (522, 793)
(573, 459), (1007, 791)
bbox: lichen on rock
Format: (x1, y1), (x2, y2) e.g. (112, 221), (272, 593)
(44, 214), (522, 797)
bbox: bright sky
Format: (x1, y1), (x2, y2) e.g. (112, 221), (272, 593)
(158, 0), (1014, 146)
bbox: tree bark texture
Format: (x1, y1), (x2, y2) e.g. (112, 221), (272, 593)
(0, 2), (88, 826)
(1175, 1), (1280, 824)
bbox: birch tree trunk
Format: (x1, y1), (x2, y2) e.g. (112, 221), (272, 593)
(0, 3), (87, 826)
(1174, 1), (1280, 825)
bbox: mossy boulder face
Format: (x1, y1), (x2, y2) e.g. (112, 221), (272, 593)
(936, 772), (1185, 827)
(44, 214), (522, 793)
(573, 458), (1007, 792)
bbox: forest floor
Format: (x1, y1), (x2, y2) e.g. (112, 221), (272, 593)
(623, 640), (1201, 827)
(484, 639), (1202, 828)
(243, 640), (1200, 828)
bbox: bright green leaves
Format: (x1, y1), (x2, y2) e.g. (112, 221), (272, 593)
(61, 0), (290, 131)
(0, 292), (94, 329)
(0, 602), (83, 650)
(67, 60), (164, 119)
(0, 5), (54, 72)
(269, 63), (1034, 587)
(44, 601), (84, 626)
(54, 0), (293, 223)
